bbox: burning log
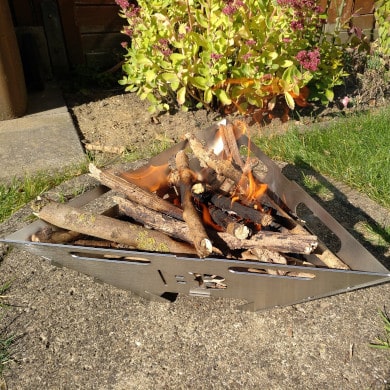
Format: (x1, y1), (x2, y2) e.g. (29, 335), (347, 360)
(185, 131), (268, 204)
(37, 202), (197, 255)
(218, 231), (318, 254)
(210, 193), (272, 227)
(185, 132), (244, 185)
(208, 206), (250, 239)
(175, 150), (213, 258)
(89, 164), (184, 221)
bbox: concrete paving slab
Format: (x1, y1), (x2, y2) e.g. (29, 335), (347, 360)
(0, 83), (85, 183)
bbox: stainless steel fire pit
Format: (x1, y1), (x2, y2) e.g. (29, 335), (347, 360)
(1, 124), (389, 311)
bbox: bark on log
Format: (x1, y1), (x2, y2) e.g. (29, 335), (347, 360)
(185, 132), (243, 184)
(84, 143), (125, 155)
(30, 226), (82, 243)
(37, 202), (197, 255)
(116, 196), (223, 256)
(115, 196), (191, 244)
(218, 231), (318, 254)
(176, 150), (213, 258)
(209, 206), (250, 239)
(73, 239), (134, 249)
(220, 123), (245, 169)
(89, 164), (184, 221)
(210, 194), (273, 226)
(264, 193), (349, 269)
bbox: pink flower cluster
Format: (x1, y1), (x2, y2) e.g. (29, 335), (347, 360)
(154, 38), (173, 57)
(276, 0), (324, 31)
(211, 53), (223, 61)
(222, 0), (244, 16)
(296, 48), (320, 71)
(115, 0), (129, 10)
(116, 2), (140, 37)
(277, 0), (322, 12)
(124, 4), (140, 19)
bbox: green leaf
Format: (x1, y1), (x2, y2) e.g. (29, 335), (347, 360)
(268, 52), (278, 60)
(145, 70), (157, 83)
(204, 88), (213, 104)
(325, 89), (334, 102)
(189, 76), (207, 89)
(135, 54), (153, 66)
(177, 86), (186, 105)
(215, 89), (232, 105)
(282, 65), (301, 84)
(189, 32), (209, 48)
(280, 60), (293, 68)
(284, 92), (295, 110)
(161, 73), (180, 84)
(170, 53), (186, 64)
(146, 93), (158, 105)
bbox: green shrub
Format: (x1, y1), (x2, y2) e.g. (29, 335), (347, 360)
(116, 0), (348, 113)
(375, 0), (390, 56)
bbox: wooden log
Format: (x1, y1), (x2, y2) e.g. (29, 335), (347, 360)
(185, 132), (243, 184)
(116, 196), (223, 256)
(115, 196), (191, 244)
(210, 193), (273, 226)
(209, 206), (250, 239)
(30, 226), (82, 243)
(84, 143), (125, 155)
(73, 239), (133, 249)
(264, 193), (349, 269)
(89, 164), (184, 221)
(175, 150), (213, 258)
(37, 202), (197, 255)
(240, 248), (287, 263)
(220, 123), (245, 169)
(218, 231), (318, 254)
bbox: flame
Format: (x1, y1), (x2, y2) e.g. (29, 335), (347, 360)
(121, 163), (170, 193)
(200, 203), (224, 232)
(243, 170), (268, 201)
(211, 121), (268, 207)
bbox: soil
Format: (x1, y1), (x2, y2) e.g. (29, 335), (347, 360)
(0, 77), (390, 389)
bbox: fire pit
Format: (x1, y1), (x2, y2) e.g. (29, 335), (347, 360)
(1, 121), (389, 311)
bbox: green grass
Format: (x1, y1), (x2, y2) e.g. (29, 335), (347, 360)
(0, 165), (88, 224)
(254, 106), (390, 209)
(370, 308), (390, 351)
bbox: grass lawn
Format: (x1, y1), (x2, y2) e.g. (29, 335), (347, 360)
(254, 106), (390, 210)
(0, 165), (87, 225)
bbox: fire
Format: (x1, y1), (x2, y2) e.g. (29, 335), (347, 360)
(241, 170), (268, 202)
(121, 163), (170, 193)
(199, 203), (224, 232)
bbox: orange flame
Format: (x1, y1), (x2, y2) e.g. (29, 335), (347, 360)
(243, 170), (268, 202)
(121, 163), (170, 193)
(200, 203), (224, 232)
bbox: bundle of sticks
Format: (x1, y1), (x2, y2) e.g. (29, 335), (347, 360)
(32, 121), (349, 273)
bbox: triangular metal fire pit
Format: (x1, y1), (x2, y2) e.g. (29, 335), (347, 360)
(2, 124), (389, 311)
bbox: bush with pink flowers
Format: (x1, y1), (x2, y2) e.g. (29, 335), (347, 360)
(116, 0), (349, 114)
